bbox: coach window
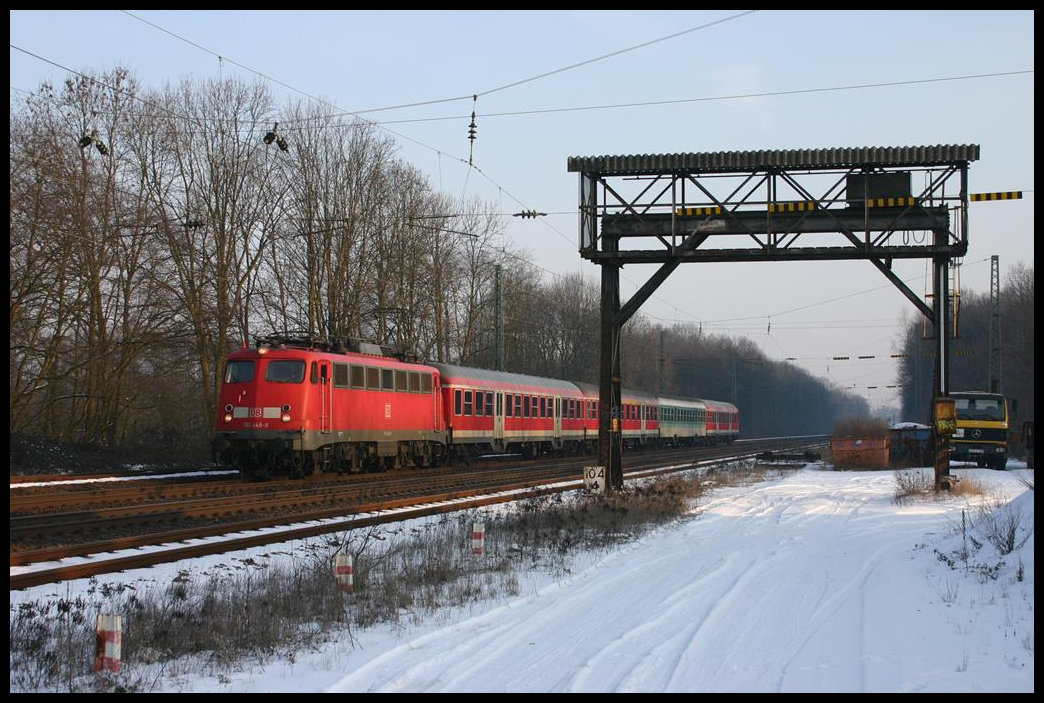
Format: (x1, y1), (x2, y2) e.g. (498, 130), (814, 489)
(366, 367), (380, 390)
(475, 391), (484, 416)
(224, 360), (255, 383)
(395, 370), (408, 392)
(464, 390), (473, 416)
(505, 395), (513, 417)
(515, 395), (522, 416)
(523, 396), (530, 418)
(334, 363), (349, 388)
(454, 389), (462, 415)
(486, 392), (493, 416)
(409, 372), (421, 393)
(265, 360), (306, 384)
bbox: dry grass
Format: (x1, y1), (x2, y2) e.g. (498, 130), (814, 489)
(893, 469), (987, 504)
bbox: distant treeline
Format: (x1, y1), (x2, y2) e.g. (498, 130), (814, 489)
(895, 263), (1034, 425)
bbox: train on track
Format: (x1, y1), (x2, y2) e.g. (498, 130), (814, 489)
(215, 334), (738, 479)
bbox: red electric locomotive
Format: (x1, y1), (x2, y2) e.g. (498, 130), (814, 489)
(216, 335), (446, 478)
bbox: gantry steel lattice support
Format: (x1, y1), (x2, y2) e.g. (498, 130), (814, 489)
(988, 254), (1002, 394)
(570, 145), (978, 491)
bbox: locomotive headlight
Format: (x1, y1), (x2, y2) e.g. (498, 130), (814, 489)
(281, 413), (291, 423)
(224, 412), (233, 422)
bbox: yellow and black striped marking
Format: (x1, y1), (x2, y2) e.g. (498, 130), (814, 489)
(865, 196), (918, 208)
(970, 191), (1022, 202)
(768, 201), (819, 213)
(676, 206), (723, 216)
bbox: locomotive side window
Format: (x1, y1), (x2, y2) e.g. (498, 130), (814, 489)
(381, 369), (394, 391)
(350, 365), (365, 389)
(366, 367), (380, 390)
(334, 363), (349, 388)
(395, 370), (408, 392)
(310, 362), (318, 384)
(421, 374), (432, 394)
(265, 360), (305, 384)
(409, 372), (421, 393)
(454, 389), (462, 415)
(224, 360), (255, 383)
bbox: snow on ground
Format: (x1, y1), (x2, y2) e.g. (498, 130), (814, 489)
(10, 462), (1034, 692)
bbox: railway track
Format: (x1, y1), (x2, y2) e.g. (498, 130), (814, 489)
(10, 435), (827, 589)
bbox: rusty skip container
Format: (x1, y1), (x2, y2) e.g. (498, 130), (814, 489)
(830, 436), (890, 469)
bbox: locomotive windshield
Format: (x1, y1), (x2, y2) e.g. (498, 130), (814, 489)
(224, 360), (255, 383)
(265, 360), (306, 384)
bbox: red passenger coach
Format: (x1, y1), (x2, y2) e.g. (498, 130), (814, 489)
(703, 399), (740, 443)
(431, 364), (589, 458)
(575, 383), (660, 449)
(216, 336), (446, 478)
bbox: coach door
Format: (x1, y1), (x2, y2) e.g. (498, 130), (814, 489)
(494, 391), (505, 445)
(554, 396), (562, 439)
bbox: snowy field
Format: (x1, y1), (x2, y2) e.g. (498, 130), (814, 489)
(10, 462), (1034, 692)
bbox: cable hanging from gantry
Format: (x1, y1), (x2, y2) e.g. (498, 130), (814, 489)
(467, 95), (478, 166)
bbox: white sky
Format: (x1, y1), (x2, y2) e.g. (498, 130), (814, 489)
(9, 10), (1035, 414)
(9, 461), (1035, 692)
